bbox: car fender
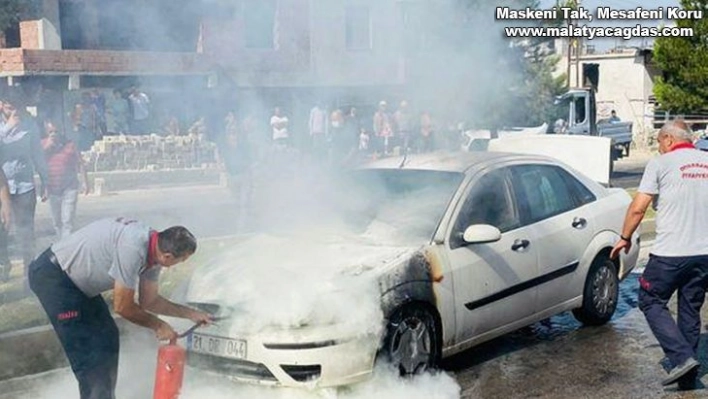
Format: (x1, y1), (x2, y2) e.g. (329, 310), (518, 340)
(578, 229), (637, 280)
(377, 250), (450, 344)
(380, 280), (437, 317)
(593, 229), (639, 279)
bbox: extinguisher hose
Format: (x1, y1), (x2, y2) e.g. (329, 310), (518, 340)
(170, 316), (226, 345)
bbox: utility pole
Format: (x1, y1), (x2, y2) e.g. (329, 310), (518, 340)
(566, 6), (572, 88)
(564, 0), (577, 88)
(575, 0), (582, 87)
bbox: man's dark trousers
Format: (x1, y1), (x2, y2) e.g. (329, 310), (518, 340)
(28, 248), (119, 399)
(639, 254), (708, 368)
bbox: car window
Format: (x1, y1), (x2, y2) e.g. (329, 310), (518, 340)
(341, 169), (465, 244)
(559, 169), (596, 206)
(512, 165), (577, 223)
(453, 168), (518, 245)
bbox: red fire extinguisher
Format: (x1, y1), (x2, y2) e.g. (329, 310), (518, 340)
(153, 323), (203, 399)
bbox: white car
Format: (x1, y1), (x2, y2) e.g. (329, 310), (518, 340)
(181, 140), (639, 388)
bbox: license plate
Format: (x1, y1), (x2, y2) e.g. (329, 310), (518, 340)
(189, 333), (247, 360)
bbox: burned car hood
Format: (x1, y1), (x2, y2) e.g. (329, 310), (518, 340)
(185, 232), (420, 335)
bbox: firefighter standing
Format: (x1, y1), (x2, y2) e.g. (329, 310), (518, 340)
(612, 121), (708, 389)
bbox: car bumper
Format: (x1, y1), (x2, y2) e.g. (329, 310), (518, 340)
(185, 325), (380, 388)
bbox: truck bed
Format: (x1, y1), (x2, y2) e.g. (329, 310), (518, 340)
(598, 121), (633, 145)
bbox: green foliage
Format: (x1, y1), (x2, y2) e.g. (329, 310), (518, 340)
(652, 0), (708, 113)
(0, 0), (41, 33)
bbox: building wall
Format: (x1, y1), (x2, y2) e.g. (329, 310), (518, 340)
(203, 0), (311, 87)
(309, 0), (403, 87)
(204, 0), (405, 88)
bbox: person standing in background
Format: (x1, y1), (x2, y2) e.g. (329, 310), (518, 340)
(373, 101), (393, 156)
(419, 111), (435, 153)
(42, 120), (89, 241)
(0, 93), (49, 283)
(128, 86), (151, 135)
(90, 89), (107, 139)
(393, 100), (413, 153)
(309, 102), (327, 159)
(270, 107), (289, 147)
(0, 168), (11, 255)
(107, 89), (129, 135)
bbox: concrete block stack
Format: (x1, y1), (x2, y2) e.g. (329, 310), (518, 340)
(82, 134), (217, 172)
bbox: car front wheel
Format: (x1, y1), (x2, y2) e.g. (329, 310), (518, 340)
(572, 257), (619, 326)
(381, 304), (441, 375)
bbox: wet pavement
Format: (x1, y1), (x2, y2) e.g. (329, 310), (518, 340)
(449, 272), (708, 399)
(611, 151), (653, 189)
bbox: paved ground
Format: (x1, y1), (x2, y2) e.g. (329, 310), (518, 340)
(6, 251), (708, 399)
(611, 150), (654, 189)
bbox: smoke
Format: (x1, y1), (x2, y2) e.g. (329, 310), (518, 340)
(185, 233), (387, 336)
(183, 159), (462, 336)
(2, 0), (551, 397)
(33, 360), (461, 399)
(29, 313), (461, 399)
(180, 365), (461, 399)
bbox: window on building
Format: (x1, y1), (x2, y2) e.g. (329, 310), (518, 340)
(244, 0), (278, 49)
(345, 6), (372, 50)
(399, 3), (430, 53)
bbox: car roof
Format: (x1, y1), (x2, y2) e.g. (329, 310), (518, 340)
(359, 151), (550, 173)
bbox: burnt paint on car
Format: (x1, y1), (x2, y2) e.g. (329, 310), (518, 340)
(378, 250), (440, 318)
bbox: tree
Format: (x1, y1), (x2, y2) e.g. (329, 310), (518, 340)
(0, 0), (41, 44)
(514, 42), (568, 126)
(653, 0), (708, 113)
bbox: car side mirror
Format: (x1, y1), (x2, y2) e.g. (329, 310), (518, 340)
(462, 224), (502, 245)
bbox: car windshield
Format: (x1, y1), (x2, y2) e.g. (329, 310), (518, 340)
(336, 169), (465, 244)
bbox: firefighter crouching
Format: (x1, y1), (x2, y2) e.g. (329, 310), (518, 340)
(28, 217), (213, 399)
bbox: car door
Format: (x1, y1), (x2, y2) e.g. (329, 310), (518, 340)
(446, 166), (539, 344)
(510, 164), (597, 312)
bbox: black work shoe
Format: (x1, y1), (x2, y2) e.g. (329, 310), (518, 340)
(677, 368), (699, 391)
(663, 357), (700, 386)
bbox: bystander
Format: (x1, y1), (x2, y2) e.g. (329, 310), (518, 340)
(0, 93), (49, 283)
(41, 120), (89, 240)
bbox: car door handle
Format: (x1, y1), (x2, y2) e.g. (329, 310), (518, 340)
(511, 239), (530, 251)
(572, 217), (587, 229)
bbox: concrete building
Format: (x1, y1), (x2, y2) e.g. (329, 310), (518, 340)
(0, 0), (437, 141)
(555, 39), (660, 148)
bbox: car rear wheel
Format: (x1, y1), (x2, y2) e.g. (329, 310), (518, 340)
(381, 304), (440, 375)
(572, 256), (619, 326)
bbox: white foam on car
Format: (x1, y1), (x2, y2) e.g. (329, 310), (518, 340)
(186, 231), (406, 337)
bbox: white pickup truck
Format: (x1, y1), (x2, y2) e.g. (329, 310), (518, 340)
(463, 88), (633, 161)
(553, 88), (633, 160)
